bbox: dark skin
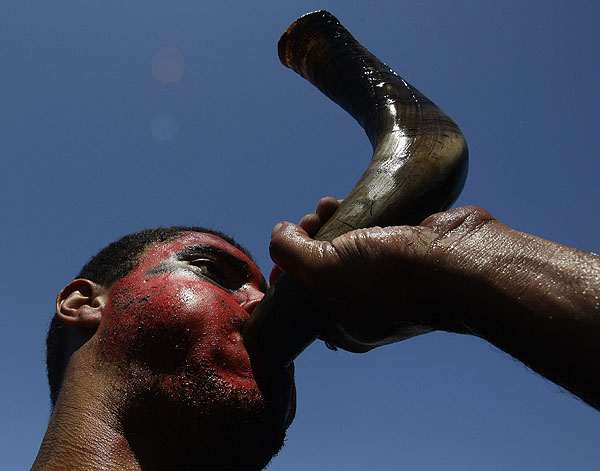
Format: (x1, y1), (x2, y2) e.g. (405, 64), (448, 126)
(271, 197), (600, 410)
(34, 203), (599, 469)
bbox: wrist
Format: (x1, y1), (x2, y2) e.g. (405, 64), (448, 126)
(427, 217), (520, 336)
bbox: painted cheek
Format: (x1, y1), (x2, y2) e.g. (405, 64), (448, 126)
(100, 271), (254, 382)
(99, 273), (199, 365)
(185, 288), (255, 379)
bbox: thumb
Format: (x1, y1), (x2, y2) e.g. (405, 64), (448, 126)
(269, 221), (338, 289)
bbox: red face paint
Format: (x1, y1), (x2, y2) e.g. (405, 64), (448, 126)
(99, 232), (271, 396)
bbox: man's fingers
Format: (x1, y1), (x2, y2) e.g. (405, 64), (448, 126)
(270, 221), (337, 288)
(272, 197), (342, 286)
(297, 197), (342, 238)
(298, 213), (322, 238)
(315, 196), (341, 222)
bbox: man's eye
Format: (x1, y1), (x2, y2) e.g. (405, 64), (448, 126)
(189, 258), (225, 282)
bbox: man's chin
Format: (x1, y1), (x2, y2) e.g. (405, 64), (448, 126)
(122, 360), (292, 468)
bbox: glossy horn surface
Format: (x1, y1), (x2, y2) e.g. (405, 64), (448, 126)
(243, 10), (468, 368)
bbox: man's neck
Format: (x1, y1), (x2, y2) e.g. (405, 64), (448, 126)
(33, 338), (283, 470)
(32, 343), (140, 471)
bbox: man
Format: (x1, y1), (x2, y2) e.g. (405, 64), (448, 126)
(34, 226), (295, 471)
(33, 201), (600, 470)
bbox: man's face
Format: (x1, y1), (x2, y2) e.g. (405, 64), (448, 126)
(97, 232), (295, 463)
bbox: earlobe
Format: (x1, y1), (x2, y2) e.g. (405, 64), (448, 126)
(56, 279), (108, 329)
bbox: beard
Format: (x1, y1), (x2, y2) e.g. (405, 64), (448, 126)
(100, 322), (294, 471)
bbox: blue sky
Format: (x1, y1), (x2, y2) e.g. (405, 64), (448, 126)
(2, 1), (599, 469)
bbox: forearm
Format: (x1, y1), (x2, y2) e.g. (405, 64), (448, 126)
(439, 220), (600, 408)
(270, 204), (600, 407)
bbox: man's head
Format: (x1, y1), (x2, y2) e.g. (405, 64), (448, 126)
(47, 226), (254, 405)
(47, 227), (296, 469)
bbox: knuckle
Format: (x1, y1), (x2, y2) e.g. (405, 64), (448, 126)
(426, 206), (496, 238)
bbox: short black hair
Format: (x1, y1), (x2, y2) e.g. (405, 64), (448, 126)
(46, 226), (253, 407)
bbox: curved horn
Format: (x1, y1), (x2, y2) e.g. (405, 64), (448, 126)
(243, 10), (468, 368)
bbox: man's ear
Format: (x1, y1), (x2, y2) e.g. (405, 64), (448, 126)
(56, 279), (108, 329)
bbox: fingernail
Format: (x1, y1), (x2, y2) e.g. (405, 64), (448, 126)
(271, 222), (284, 237)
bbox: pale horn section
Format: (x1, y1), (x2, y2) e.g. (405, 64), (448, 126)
(243, 10), (468, 369)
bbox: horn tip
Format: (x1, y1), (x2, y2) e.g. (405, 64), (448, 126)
(278, 10), (342, 70)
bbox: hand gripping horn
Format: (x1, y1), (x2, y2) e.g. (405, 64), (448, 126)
(243, 10), (468, 368)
